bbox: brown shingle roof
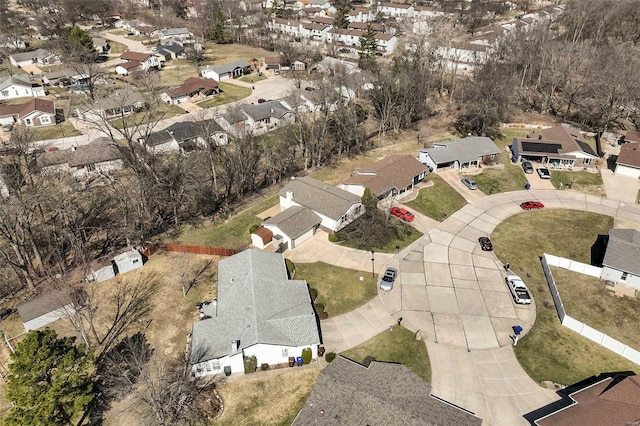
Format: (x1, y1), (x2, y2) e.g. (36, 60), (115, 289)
(120, 51), (152, 62)
(167, 77), (218, 98)
(0, 98), (55, 118)
(253, 227), (273, 245)
(118, 61), (142, 70)
(515, 124), (598, 158)
(617, 142), (640, 168)
(626, 131), (640, 143)
(342, 155), (428, 197)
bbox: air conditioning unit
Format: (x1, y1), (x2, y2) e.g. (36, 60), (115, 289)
(272, 234), (284, 249)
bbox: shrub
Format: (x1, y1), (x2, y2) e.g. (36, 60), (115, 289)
(301, 348), (312, 365)
(314, 302), (325, 312)
(260, 363), (269, 371)
(328, 233), (340, 243)
(362, 355), (376, 367)
(309, 287), (318, 301)
(325, 352), (336, 363)
(248, 224), (260, 234)
(285, 259), (295, 277)
(318, 311), (329, 320)
(243, 355), (257, 374)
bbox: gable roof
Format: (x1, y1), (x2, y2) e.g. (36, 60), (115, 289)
(616, 142), (640, 168)
(280, 176), (361, 221)
(535, 375), (640, 426)
(293, 356), (482, 426)
(118, 61), (142, 70)
(17, 289), (73, 323)
(143, 119), (225, 147)
(626, 131), (640, 144)
(156, 43), (183, 54)
(342, 155), (429, 197)
(236, 100), (292, 122)
(79, 90), (145, 113)
(10, 48), (52, 63)
(37, 139), (122, 169)
(120, 51), (153, 62)
(159, 27), (190, 37)
(0, 98), (55, 119)
(190, 250), (320, 363)
(204, 59), (250, 76)
(602, 229), (640, 276)
(264, 206), (321, 239)
(0, 75), (32, 91)
(422, 137), (501, 165)
(167, 77), (218, 98)
(515, 125), (598, 158)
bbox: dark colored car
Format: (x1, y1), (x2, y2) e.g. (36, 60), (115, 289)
(257, 98), (266, 103)
(537, 167), (550, 179)
(522, 161), (534, 174)
(305, 86), (315, 91)
(0, 308), (15, 321)
(520, 201), (544, 210)
(380, 267), (398, 291)
(390, 206), (415, 222)
(478, 236), (493, 251)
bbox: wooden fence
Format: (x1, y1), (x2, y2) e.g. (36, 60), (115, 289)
(157, 243), (238, 257)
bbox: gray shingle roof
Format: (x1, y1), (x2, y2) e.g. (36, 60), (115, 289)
(10, 48), (51, 63)
(264, 206), (321, 239)
(143, 119), (225, 147)
(204, 59), (250, 76)
(280, 176), (361, 221)
(17, 289), (73, 323)
(0, 75), (32, 91)
(293, 356), (482, 426)
(421, 137), (501, 165)
(342, 155), (429, 197)
(603, 229), (640, 276)
(190, 250), (320, 363)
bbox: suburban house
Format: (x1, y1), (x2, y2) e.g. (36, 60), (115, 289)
(118, 51), (161, 72)
(190, 250), (321, 377)
(200, 60), (251, 81)
(419, 136), (501, 172)
(76, 90), (145, 121)
(218, 100), (295, 136)
(154, 43), (183, 63)
(158, 27), (193, 45)
(139, 119), (228, 154)
(261, 206), (322, 250)
(264, 56), (282, 73)
(293, 356), (482, 426)
(9, 48), (61, 68)
(115, 61), (142, 75)
(0, 35), (27, 50)
(600, 229), (640, 290)
(528, 373), (640, 425)
(341, 155), (429, 199)
(0, 76), (46, 100)
(37, 139), (123, 177)
(0, 98), (57, 128)
(42, 69), (89, 87)
(614, 142), (640, 179)
(160, 77), (219, 105)
(511, 124), (600, 170)
(17, 289), (75, 331)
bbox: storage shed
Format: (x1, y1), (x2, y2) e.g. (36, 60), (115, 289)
(17, 290), (74, 330)
(112, 249), (144, 275)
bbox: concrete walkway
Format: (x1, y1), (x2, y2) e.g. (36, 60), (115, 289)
(304, 189), (640, 425)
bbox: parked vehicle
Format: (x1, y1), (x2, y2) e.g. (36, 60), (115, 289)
(305, 86), (315, 91)
(537, 168), (550, 179)
(522, 161), (534, 174)
(390, 206), (415, 222)
(478, 236), (493, 251)
(0, 308), (15, 321)
(505, 275), (532, 304)
(257, 98), (266, 103)
(461, 177), (478, 190)
(520, 201), (544, 210)
(380, 267), (398, 291)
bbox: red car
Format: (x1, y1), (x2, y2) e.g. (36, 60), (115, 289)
(520, 201), (544, 210)
(390, 206), (415, 222)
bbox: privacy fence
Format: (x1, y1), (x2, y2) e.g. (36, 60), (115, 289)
(157, 243), (238, 257)
(541, 253), (640, 366)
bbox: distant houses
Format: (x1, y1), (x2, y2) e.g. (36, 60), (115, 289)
(201, 60), (251, 81)
(0, 76), (46, 101)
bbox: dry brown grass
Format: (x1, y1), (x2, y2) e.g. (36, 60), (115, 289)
(212, 368), (320, 426)
(203, 43), (275, 66)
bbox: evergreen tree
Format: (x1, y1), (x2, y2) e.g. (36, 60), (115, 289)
(4, 329), (95, 426)
(210, 7), (229, 43)
(334, 6), (350, 29)
(358, 23), (378, 60)
(60, 25), (96, 61)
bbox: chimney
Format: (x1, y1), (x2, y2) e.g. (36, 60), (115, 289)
(71, 146), (77, 152)
(286, 189), (294, 201)
(270, 107), (275, 114)
(231, 340), (240, 352)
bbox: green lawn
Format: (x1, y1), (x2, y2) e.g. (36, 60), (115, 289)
(196, 82), (251, 108)
(553, 267), (640, 351)
(341, 326), (432, 383)
(473, 129), (529, 193)
(550, 170), (605, 196)
(407, 175), (467, 221)
(335, 216), (423, 253)
(109, 29), (127, 36)
(491, 210), (638, 385)
(158, 61), (201, 87)
(239, 73), (267, 84)
(107, 40), (128, 54)
(112, 104), (186, 129)
(31, 122), (81, 140)
(293, 262), (378, 317)
(174, 194), (278, 250)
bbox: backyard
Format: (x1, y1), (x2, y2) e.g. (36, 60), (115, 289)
(293, 261), (378, 317)
(31, 122), (81, 140)
(407, 175), (467, 221)
(491, 209), (639, 385)
(341, 326), (432, 383)
(195, 82), (252, 108)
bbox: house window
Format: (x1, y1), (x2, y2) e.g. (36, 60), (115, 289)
(490, 154), (496, 160)
(584, 158), (592, 165)
(24, 118), (32, 126)
(205, 362), (212, 372)
(40, 115), (51, 125)
(282, 348), (288, 358)
(211, 361), (220, 370)
(621, 272), (628, 281)
(1, 90), (7, 97)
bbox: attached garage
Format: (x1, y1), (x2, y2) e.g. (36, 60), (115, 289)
(615, 142), (640, 179)
(263, 206), (321, 250)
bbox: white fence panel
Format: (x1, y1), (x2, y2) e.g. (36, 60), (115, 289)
(622, 347), (640, 365)
(583, 264), (603, 278)
(581, 324), (606, 345)
(562, 315), (584, 334)
(557, 257), (572, 269)
(601, 335), (626, 354)
(545, 254), (561, 267)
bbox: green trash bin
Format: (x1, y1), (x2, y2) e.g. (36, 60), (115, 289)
(224, 366), (231, 376)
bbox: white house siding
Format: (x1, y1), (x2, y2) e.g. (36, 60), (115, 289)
(244, 343), (318, 367)
(193, 353), (244, 378)
(23, 305), (74, 331)
(72, 159), (124, 178)
(601, 267), (640, 290)
(92, 265), (116, 283)
(0, 84), (35, 100)
(263, 224), (293, 249)
(339, 183), (366, 197)
(615, 164), (640, 179)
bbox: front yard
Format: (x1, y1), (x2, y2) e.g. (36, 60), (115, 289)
(407, 175), (467, 221)
(341, 326), (432, 383)
(112, 103), (186, 129)
(472, 128), (529, 194)
(239, 73), (267, 84)
(550, 170), (605, 196)
(293, 261), (378, 317)
(491, 209), (638, 385)
(195, 82), (252, 109)
(334, 215), (423, 253)
(31, 122), (81, 140)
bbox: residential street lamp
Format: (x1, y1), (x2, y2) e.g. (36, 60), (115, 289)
(370, 250), (375, 279)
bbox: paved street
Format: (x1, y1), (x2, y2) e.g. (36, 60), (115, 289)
(288, 189), (640, 425)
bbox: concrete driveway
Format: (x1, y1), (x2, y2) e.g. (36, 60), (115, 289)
(438, 169), (487, 202)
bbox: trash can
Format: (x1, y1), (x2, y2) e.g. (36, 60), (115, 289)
(296, 356), (303, 366)
(288, 357), (295, 367)
(224, 366), (231, 377)
(524, 182), (531, 190)
(318, 346), (325, 357)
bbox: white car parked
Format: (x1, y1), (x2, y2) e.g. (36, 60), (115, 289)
(505, 275), (532, 305)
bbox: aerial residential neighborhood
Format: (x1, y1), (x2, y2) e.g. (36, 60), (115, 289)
(0, 0), (639, 425)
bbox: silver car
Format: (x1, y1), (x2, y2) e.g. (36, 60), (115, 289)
(461, 177), (478, 190)
(380, 267), (398, 291)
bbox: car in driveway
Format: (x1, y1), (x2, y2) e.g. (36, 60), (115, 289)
(520, 201), (544, 210)
(522, 161), (534, 174)
(505, 275), (532, 304)
(461, 177), (478, 190)
(380, 267), (398, 291)
(478, 236), (493, 251)
(537, 167), (550, 179)
(390, 206), (415, 222)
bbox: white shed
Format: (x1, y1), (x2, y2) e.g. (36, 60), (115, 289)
(113, 249), (144, 274)
(17, 290), (74, 331)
